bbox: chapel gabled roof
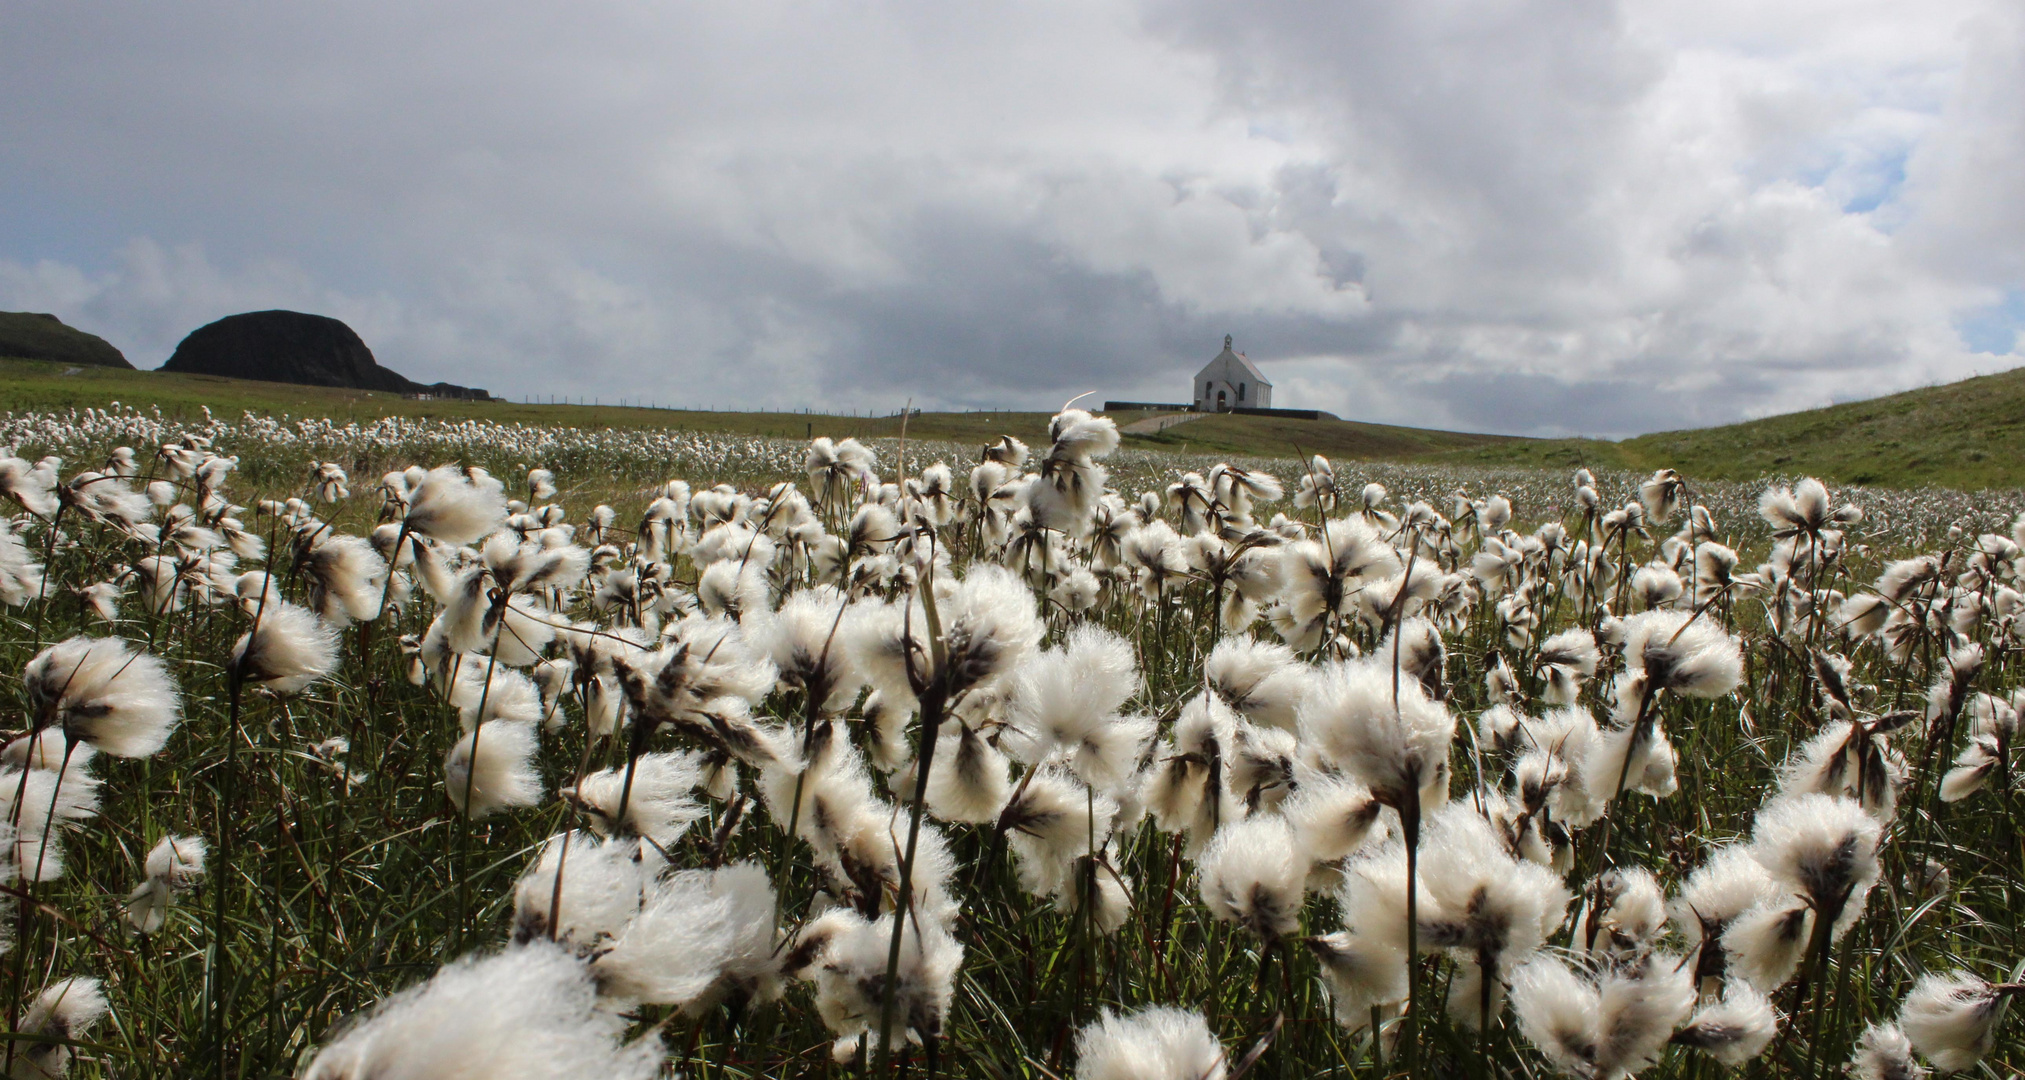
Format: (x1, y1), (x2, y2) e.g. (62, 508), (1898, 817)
(1196, 335), (1272, 385)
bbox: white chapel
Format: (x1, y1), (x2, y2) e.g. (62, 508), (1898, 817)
(1193, 335), (1272, 411)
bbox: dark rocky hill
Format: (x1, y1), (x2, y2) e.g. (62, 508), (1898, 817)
(0, 311), (133, 368)
(160, 310), (488, 400)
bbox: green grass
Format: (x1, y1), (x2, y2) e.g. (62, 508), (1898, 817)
(10, 353), (2025, 491)
(1442, 366), (2025, 491)
(1118, 411), (1523, 463)
(0, 356), (1526, 465)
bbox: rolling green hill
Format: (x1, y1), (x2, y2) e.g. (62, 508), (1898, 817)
(0, 311), (132, 368)
(1437, 366), (2025, 491)
(0, 356), (1529, 463)
(1117, 410), (1522, 461)
(5, 353), (2023, 490)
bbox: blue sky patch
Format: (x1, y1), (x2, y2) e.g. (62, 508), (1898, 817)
(1957, 290), (2025, 356)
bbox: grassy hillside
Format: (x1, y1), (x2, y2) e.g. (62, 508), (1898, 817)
(0, 356), (949, 440)
(0, 357), (1531, 464)
(1439, 366), (2025, 491)
(1119, 410), (1522, 461)
(0, 311), (132, 368)
(9, 353), (2024, 490)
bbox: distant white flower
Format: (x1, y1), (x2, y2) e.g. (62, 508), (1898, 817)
(124, 834), (208, 934)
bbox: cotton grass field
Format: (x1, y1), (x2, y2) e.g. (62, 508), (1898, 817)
(0, 403), (2022, 1079)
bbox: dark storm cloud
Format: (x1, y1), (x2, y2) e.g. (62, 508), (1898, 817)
(1, 1), (2019, 435)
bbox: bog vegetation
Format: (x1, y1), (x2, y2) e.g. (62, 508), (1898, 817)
(0, 403), (2020, 1079)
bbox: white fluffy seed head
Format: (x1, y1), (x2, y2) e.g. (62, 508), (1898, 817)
(1004, 624), (1148, 793)
(1898, 971), (2004, 1073)
(510, 831), (652, 948)
(1510, 955), (1603, 1078)
(565, 751), (707, 847)
(1511, 954), (1696, 1080)
(922, 719), (1010, 825)
(1284, 773), (1384, 865)
(1617, 610), (1743, 699)
(1416, 805), (1570, 965)
(1298, 656), (1456, 807)
(301, 943), (661, 1080)
(1073, 1005), (1228, 1080)
(302, 533), (388, 625)
(1748, 793), (1881, 938)
(447, 663), (545, 731)
(23, 636), (182, 758)
(588, 868), (752, 1007)
(125, 833), (208, 934)
(809, 911), (963, 1060)
(1, 765), (99, 882)
(402, 465), (508, 545)
(1720, 899), (1815, 992)
(1308, 930), (1409, 1030)
(233, 601), (341, 695)
(1, 729), (94, 775)
(1629, 960), (1710, 1069)
(145, 833), (207, 887)
(1535, 628), (1600, 705)
(1003, 770), (1118, 900)
(747, 588), (864, 712)
(1673, 844), (1780, 974)
(1579, 867), (1668, 960)
(936, 564), (1045, 697)
(14, 976), (107, 1080)
(1673, 984), (1780, 1065)
(0, 518), (46, 607)
(1849, 1023), (1930, 1080)
(443, 720), (543, 819)
(1204, 636), (1308, 731)
(1198, 815), (1304, 941)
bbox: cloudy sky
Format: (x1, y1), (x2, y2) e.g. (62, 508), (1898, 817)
(3, 1), (2021, 436)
